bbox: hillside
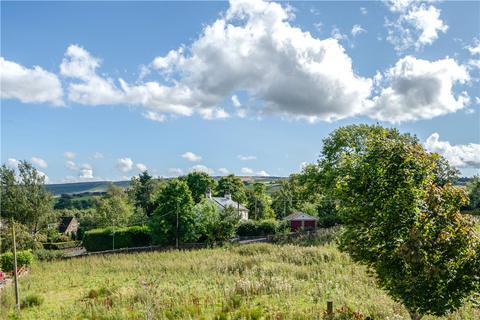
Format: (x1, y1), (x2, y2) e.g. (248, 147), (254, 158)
(45, 176), (286, 196)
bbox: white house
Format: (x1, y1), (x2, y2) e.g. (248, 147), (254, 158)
(206, 191), (249, 220)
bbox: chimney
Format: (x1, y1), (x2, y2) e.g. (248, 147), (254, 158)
(206, 189), (212, 199)
(225, 192), (232, 200)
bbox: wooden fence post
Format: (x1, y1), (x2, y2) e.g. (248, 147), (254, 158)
(327, 301), (333, 315)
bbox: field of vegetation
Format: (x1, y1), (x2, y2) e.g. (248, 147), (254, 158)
(1, 240), (479, 320)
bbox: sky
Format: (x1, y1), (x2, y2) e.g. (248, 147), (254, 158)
(1, 0), (479, 183)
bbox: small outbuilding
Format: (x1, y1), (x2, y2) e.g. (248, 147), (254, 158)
(283, 212), (318, 231)
(57, 216), (79, 236)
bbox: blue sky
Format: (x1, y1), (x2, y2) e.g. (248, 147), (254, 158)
(1, 0), (479, 183)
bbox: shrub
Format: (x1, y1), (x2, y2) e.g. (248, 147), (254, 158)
(83, 225), (151, 252)
(0, 251), (34, 272)
(236, 219), (287, 237)
(43, 241), (79, 250)
(21, 294), (44, 308)
(57, 234), (71, 242)
(33, 249), (65, 261)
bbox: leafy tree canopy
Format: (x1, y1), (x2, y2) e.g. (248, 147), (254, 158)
(183, 171), (216, 204)
(216, 174), (247, 204)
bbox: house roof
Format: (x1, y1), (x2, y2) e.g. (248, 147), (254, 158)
(58, 216), (76, 233)
(209, 197), (248, 211)
(283, 212), (318, 221)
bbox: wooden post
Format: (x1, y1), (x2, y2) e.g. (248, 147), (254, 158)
(327, 301), (333, 315)
(11, 219), (20, 310)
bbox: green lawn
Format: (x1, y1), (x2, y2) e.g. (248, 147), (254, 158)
(1, 241), (479, 319)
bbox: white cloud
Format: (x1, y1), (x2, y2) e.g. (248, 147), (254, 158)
(64, 151), (76, 159)
(425, 133), (480, 168)
(93, 152), (104, 159)
(0, 57), (63, 106)
(168, 168), (184, 177)
(136, 163), (148, 172)
(360, 7), (368, 15)
(116, 157), (134, 172)
(238, 155), (257, 160)
(467, 39), (480, 55)
(79, 164), (94, 179)
(351, 24), (366, 37)
(218, 168), (230, 175)
(65, 160), (78, 170)
(182, 152), (202, 162)
(386, 2), (448, 52)
(369, 56), (470, 123)
(6, 158), (19, 169)
(468, 59), (480, 70)
(241, 167), (254, 175)
(256, 170), (270, 176)
(143, 111), (166, 122)
(190, 165), (214, 175)
(331, 26), (348, 41)
(231, 95), (241, 107)
(31, 157), (48, 169)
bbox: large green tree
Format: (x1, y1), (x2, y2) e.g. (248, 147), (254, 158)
(150, 179), (197, 245)
(216, 174), (247, 204)
(95, 185), (134, 227)
(322, 125), (480, 320)
(183, 171), (216, 203)
(193, 200), (240, 244)
(129, 171), (159, 217)
(1, 161), (53, 234)
(246, 182), (275, 220)
(465, 176), (480, 213)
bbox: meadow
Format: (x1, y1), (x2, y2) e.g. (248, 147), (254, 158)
(1, 236), (479, 319)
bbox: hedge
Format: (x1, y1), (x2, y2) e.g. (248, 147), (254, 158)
(83, 225), (151, 252)
(236, 219), (288, 237)
(0, 251), (34, 272)
(43, 241), (80, 250)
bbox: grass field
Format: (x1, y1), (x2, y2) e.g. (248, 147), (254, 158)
(1, 239), (479, 320)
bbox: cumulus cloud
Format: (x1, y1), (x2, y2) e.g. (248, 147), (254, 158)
(386, 1), (448, 52)
(79, 164), (94, 179)
(241, 167), (269, 176)
(467, 39), (480, 55)
(360, 7), (368, 15)
(351, 24), (366, 37)
(218, 168), (230, 175)
(64, 160), (96, 180)
(136, 163), (148, 172)
(238, 155), (257, 160)
(65, 160), (78, 170)
(116, 157), (134, 172)
(64, 151), (76, 159)
(231, 95), (241, 107)
(31, 157), (48, 169)
(425, 133), (480, 168)
(168, 168), (184, 177)
(190, 165), (214, 175)
(0, 57), (63, 105)
(369, 56), (470, 123)
(182, 152), (202, 162)
(143, 111), (166, 122)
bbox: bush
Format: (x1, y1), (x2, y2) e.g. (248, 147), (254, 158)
(83, 225), (151, 252)
(21, 294), (44, 308)
(0, 251), (34, 272)
(43, 241), (79, 250)
(236, 219), (287, 237)
(33, 249), (65, 261)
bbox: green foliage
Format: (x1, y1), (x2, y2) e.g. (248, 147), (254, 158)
(150, 179), (197, 245)
(129, 171), (160, 217)
(323, 124), (480, 319)
(216, 174), (247, 204)
(94, 184), (135, 227)
(54, 193), (96, 210)
(246, 182), (275, 220)
(194, 201), (241, 244)
(21, 294), (44, 308)
(1, 161), (53, 234)
(83, 226), (151, 252)
(0, 250), (34, 272)
(465, 176), (480, 212)
(236, 219), (287, 237)
(183, 171), (216, 203)
(0, 222), (43, 253)
(33, 249), (65, 261)
(42, 241), (79, 250)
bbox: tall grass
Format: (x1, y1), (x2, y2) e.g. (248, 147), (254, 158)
(1, 242), (478, 319)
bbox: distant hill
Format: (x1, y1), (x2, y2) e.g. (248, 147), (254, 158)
(45, 176), (287, 196)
